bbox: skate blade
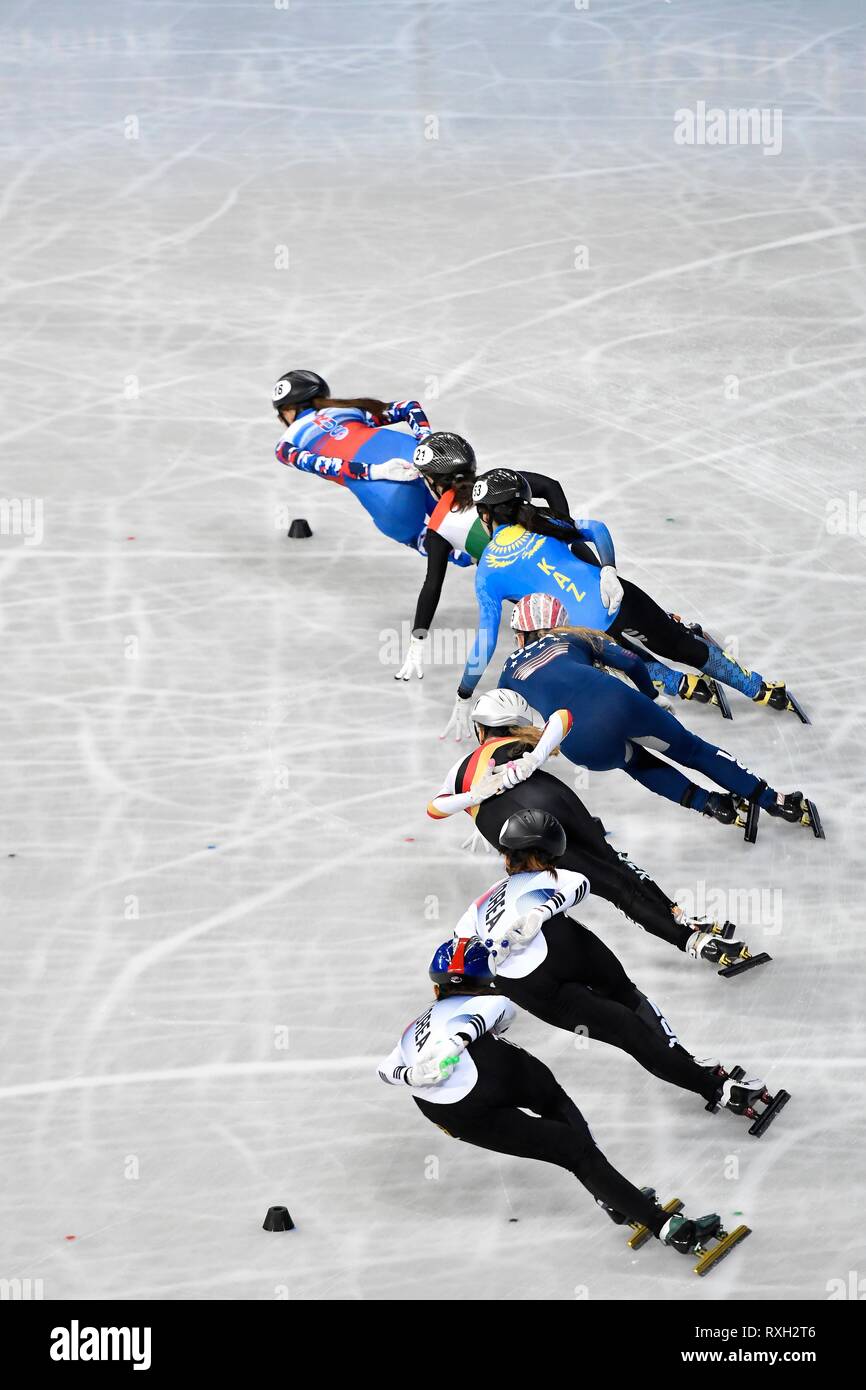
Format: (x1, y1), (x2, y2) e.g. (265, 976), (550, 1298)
(802, 800), (825, 839)
(694, 1224), (751, 1277)
(628, 1197), (682, 1250)
(709, 679), (733, 720)
(785, 692), (811, 725)
(748, 1089), (791, 1138)
(740, 800), (760, 844)
(718, 952), (773, 978)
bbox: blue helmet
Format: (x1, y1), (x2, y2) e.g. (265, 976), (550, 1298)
(429, 937), (495, 996)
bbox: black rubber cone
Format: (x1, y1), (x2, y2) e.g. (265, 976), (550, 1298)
(263, 1205), (295, 1232)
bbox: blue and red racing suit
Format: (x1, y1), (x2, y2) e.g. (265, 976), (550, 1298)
(275, 401), (433, 546)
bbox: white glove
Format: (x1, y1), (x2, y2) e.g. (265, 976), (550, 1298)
(395, 634), (425, 681)
(599, 565), (624, 615)
(408, 1034), (466, 1086)
(440, 694), (474, 741)
(461, 826), (495, 854)
(653, 691), (673, 710)
(407, 1055), (460, 1086)
(468, 766), (508, 806)
(369, 458), (420, 483)
(502, 907), (546, 950)
(499, 750), (541, 789)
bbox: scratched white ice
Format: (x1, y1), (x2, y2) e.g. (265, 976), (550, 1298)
(1, 0), (864, 1301)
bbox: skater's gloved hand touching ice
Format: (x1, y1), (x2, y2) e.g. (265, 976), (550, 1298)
(460, 827), (495, 854)
(440, 693), (474, 741)
(395, 634), (425, 681)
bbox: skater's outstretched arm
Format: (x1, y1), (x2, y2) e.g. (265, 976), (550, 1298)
(458, 577), (503, 698)
(411, 529), (451, 636)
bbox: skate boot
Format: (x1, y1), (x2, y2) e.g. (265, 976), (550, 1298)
(660, 1212), (750, 1276)
(698, 791), (760, 842)
(697, 1057), (731, 1088)
(675, 672), (732, 720)
(662, 1212), (720, 1256)
(686, 925), (772, 978)
(699, 791), (736, 825)
(621, 1189), (751, 1276)
(709, 1067), (791, 1137)
(684, 914), (736, 937)
(624, 1188), (680, 1248)
(752, 680), (811, 725)
(764, 790), (825, 839)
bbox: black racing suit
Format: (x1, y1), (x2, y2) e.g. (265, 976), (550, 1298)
(491, 915), (719, 1103)
(415, 1033), (668, 1235)
(463, 740), (691, 952)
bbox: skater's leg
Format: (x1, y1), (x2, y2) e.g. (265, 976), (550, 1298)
(543, 980), (719, 1102)
(567, 923), (695, 1051)
(611, 579), (763, 697)
(626, 700), (776, 806)
(623, 743), (699, 807)
(528, 779), (690, 949)
(561, 838), (691, 951)
(480, 763), (692, 948)
(419, 1050), (667, 1233)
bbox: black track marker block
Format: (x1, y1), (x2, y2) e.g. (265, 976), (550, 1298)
(263, 1205), (295, 1232)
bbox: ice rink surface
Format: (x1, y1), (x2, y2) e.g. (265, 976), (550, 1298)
(1, 0), (865, 1301)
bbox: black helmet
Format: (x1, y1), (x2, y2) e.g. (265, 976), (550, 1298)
(472, 468), (531, 514)
(272, 370), (330, 414)
(413, 432), (477, 481)
(499, 809), (567, 861)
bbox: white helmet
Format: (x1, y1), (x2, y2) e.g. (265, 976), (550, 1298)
(471, 688), (537, 734)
